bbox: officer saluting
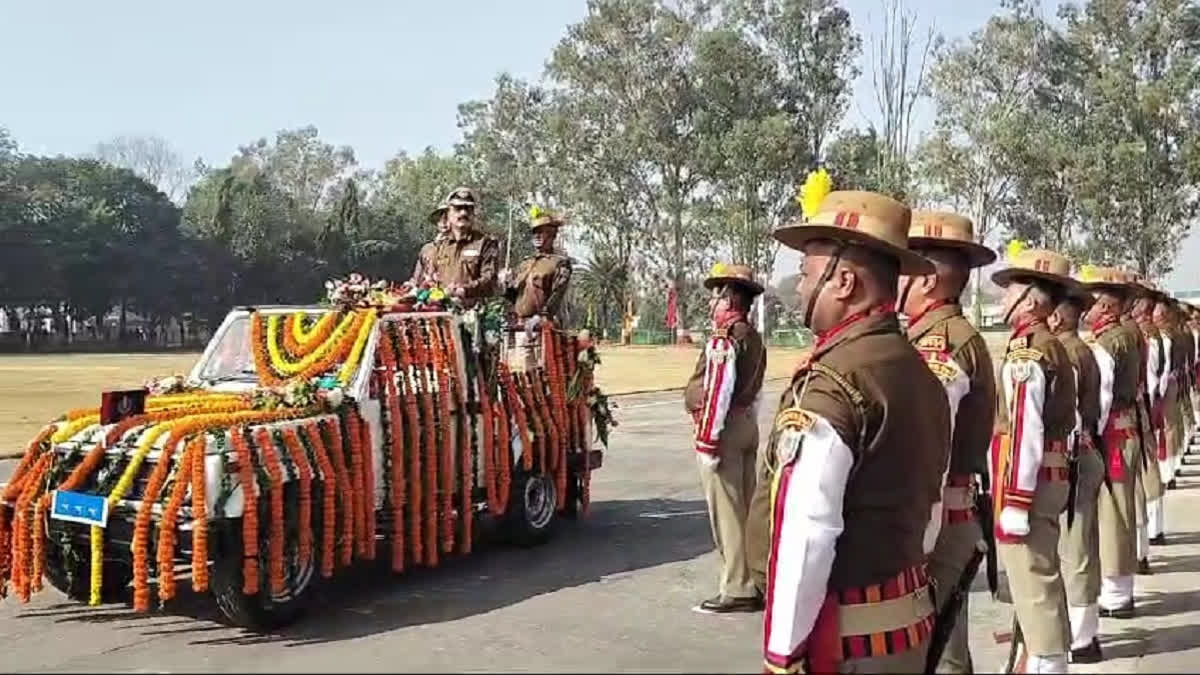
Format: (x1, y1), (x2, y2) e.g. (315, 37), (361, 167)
(897, 211), (997, 674)
(990, 244), (1078, 673)
(763, 188), (950, 673)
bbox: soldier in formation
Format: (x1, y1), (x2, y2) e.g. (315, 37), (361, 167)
(762, 190), (950, 673)
(897, 210), (997, 674)
(684, 263), (767, 613)
(1050, 276), (1105, 663)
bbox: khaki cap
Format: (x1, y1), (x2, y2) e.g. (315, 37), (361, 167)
(428, 201), (448, 224)
(907, 211), (996, 268)
(528, 206), (566, 230)
(444, 187), (479, 207)
(773, 190), (933, 275)
(1076, 265), (1130, 297)
(704, 262), (764, 296)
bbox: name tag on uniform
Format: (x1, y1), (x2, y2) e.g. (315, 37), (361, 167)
(464, 249), (480, 258)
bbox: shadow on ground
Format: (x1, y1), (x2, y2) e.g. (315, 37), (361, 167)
(17, 497), (712, 648)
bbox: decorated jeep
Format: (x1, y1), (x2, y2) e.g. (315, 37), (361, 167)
(0, 275), (613, 629)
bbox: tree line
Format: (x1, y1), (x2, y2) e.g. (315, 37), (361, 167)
(1, 0), (1197, 349)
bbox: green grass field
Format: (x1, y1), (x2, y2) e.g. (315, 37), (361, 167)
(0, 345), (809, 458)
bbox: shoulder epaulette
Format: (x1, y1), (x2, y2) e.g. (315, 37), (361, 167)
(917, 333), (948, 353)
(1008, 335), (1031, 350)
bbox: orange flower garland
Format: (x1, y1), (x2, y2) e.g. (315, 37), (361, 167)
(250, 314), (285, 388)
(31, 495), (49, 593)
(498, 364), (533, 471)
(428, 322), (454, 555)
(520, 371), (547, 474)
(3, 425), (54, 502)
(395, 323), (423, 565)
(345, 411), (366, 559)
(411, 323), (439, 568)
(440, 319), (472, 555)
(492, 395), (512, 514)
(478, 361), (499, 516)
(289, 311), (339, 350)
(232, 428), (260, 594)
(254, 310), (366, 386)
(156, 437), (199, 602)
(353, 409), (376, 561)
(12, 453), (52, 602)
(191, 428), (210, 593)
(253, 427), (286, 596)
(378, 325), (407, 572)
(301, 421), (337, 578)
(281, 428), (314, 568)
(322, 418), (353, 567)
(543, 323), (569, 510)
(131, 426), (190, 611)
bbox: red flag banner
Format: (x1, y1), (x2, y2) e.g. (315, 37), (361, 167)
(665, 284), (679, 330)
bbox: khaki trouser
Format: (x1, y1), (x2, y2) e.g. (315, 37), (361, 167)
(927, 515), (982, 674)
(747, 442), (773, 594)
(997, 480), (1071, 657)
(697, 409), (759, 599)
(1059, 448), (1104, 605)
(836, 642), (930, 674)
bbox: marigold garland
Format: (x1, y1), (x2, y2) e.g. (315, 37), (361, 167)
(281, 428), (314, 568)
(52, 415), (100, 444)
(265, 311), (358, 377)
(492, 395), (512, 514)
(232, 428), (260, 594)
(345, 411), (367, 559)
(301, 421), (337, 578)
(411, 323), (439, 568)
(395, 323), (424, 565)
(0, 506), (11, 599)
(191, 432), (210, 593)
(428, 321), (455, 555)
(322, 418), (353, 567)
(378, 326), (407, 572)
(131, 424), (190, 611)
(4, 426), (55, 501)
(291, 311), (339, 347)
(31, 494), (49, 593)
(338, 309), (379, 385)
(498, 365), (533, 471)
(157, 437), (199, 602)
(13, 453), (52, 602)
(440, 319), (472, 555)
(351, 409), (376, 561)
(542, 323), (569, 510)
(253, 310), (364, 386)
(253, 427), (286, 596)
(520, 371), (548, 474)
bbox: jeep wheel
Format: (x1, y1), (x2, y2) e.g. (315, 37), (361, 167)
(211, 485), (319, 630)
(505, 472), (557, 546)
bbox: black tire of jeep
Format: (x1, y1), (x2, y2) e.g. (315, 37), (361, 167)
(505, 471), (558, 547)
(43, 534), (132, 603)
(210, 485), (319, 631)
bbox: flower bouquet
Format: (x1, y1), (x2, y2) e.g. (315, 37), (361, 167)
(246, 377), (346, 412)
(325, 273), (456, 314)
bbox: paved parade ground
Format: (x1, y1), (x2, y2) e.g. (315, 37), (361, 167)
(2, 384), (1199, 672)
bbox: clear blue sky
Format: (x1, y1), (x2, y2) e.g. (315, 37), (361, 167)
(4, 0), (1194, 289)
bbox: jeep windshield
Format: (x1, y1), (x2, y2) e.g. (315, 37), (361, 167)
(196, 314), (257, 383)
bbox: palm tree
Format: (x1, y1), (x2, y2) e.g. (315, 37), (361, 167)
(571, 249), (629, 339)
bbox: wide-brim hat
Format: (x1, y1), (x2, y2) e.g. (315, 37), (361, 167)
(1076, 265), (1129, 295)
(528, 206), (566, 231)
(704, 262), (764, 296)
(907, 211), (996, 268)
(772, 190), (933, 275)
(991, 247), (1082, 295)
(1128, 273), (1168, 299)
(444, 186), (478, 208)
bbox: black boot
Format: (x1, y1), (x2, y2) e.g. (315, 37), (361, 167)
(1138, 558), (1153, 575)
(1071, 638), (1104, 663)
(695, 594), (764, 614)
(1151, 533), (1168, 545)
(1100, 602), (1135, 619)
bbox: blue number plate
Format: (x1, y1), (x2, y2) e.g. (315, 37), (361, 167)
(50, 490), (110, 528)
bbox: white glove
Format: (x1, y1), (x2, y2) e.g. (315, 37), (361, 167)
(525, 314), (543, 334)
(999, 506), (1030, 537)
(697, 452), (720, 469)
(498, 268), (513, 286)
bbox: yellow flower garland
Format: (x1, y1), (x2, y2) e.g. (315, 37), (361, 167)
(53, 415), (101, 444)
(337, 309), (378, 384)
(267, 311), (358, 376)
(290, 311), (337, 345)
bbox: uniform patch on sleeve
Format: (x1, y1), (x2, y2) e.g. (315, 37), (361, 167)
(926, 360), (959, 383)
(917, 334), (947, 352)
(1007, 347), (1045, 362)
(775, 407), (816, 433)
(1008, 335), (1031, 350)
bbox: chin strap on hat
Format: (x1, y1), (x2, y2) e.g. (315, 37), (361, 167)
(1003, 284), (1033, 325)
(803, 242), (848, 329)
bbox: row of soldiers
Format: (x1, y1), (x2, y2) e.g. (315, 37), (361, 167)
(408, 186), (574, 325)
(683, 188), (1200, 674)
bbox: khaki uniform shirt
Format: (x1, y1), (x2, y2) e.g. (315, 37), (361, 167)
(507, 253), (573, 321)
(1058, 331), (1102, 435)
(683, 320), (766, 416)
(907, 302), (996, 477)
(409, 240), (440, 285)
(432, 229), (500, 304)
